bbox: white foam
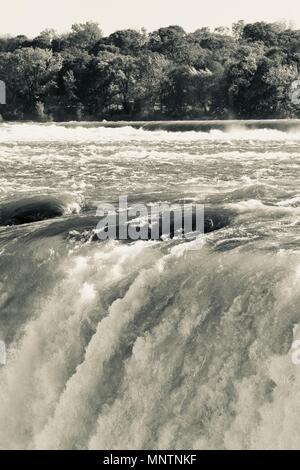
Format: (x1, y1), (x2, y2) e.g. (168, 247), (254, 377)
(1, 123), (300, 143)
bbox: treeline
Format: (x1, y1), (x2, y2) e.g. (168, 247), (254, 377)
(0, 20), (300, 121)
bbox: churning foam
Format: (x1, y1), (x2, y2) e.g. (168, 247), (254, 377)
(1, 121), (300, 450)
(0, 237), (300, 449)
(1, 123), (300, 143)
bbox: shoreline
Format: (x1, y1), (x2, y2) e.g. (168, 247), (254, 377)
(2, 118), (300, 132)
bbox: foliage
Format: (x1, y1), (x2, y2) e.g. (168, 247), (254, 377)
(0, 21), (300, 120)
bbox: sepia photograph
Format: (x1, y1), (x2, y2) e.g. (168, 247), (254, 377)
(1, 0), (300, 461)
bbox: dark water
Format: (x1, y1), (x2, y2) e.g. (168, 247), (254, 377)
(1, 121), (300, 449)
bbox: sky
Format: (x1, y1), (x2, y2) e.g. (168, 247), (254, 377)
(0, 0), (300, 37)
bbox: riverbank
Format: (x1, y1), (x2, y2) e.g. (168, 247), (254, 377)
(2, 118), (300, 132)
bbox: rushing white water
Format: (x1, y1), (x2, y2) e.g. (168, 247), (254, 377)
(1, 121), (300, 449)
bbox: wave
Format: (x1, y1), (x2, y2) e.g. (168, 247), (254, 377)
(2, 122), (300, 143)
(1, 121), (300, 450)
(23, 207), (232, 244)
(0, 194), (83, 226)
(0, 239), (300, 449)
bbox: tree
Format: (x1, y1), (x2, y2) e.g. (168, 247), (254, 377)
(225, 43), (265, 117)
(30, 29), (57, 49)
(242, 22), (286, 47)
(232, 21), (245, 40)
(129, 52), (169, 116)
(105, 29), (147, 54)
(225, 42), (298, 118)
(161, 65), (196, 116)
(66, 22), (102, 50)
(56, 48), (91, 119)
(0, 48), (62, 119)
(0, 21), (300, 120)
(149, 26), (186, 58)
(0, 35), (28, 52)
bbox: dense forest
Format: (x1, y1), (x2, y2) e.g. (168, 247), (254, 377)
(0, 20), (300, 121)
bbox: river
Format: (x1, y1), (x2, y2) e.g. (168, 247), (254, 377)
(1, 121), (300, 449)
